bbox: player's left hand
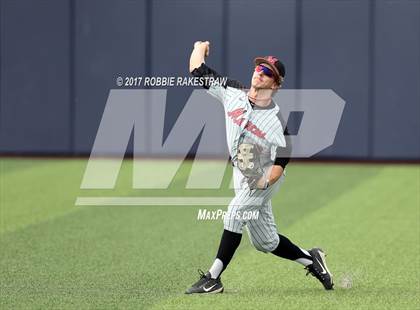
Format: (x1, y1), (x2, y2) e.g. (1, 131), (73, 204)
(247, 176), (268, 190)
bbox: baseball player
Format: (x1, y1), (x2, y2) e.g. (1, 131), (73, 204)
(185, 41), (333, 294)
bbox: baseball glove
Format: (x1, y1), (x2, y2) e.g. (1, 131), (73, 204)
(235, 138), (270, 190)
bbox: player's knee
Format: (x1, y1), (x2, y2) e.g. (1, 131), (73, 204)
(252, 242), (268, 253)
(251, 235), (279, 253)
(260, 239), (279, 253)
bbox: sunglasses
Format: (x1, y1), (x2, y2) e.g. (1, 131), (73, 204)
(255, 64), (274, 78)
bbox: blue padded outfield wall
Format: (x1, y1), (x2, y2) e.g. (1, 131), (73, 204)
(0, 0), (419, 160)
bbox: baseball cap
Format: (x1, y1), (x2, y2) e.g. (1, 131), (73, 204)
(254, 56), (286, 84)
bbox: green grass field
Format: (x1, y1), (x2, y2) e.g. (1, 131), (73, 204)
(1, 158), (419, 309)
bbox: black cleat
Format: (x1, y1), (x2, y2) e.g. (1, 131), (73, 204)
(305, 248), (334, 290)
(185, 269), (224, 294)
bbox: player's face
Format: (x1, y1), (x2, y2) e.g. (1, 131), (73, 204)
(251, 64), (278, 90)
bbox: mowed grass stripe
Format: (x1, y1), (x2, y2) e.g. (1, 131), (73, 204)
(1, 158), (216, 234)
(1, 159), (381, 235)
(0, 159), (85, 234)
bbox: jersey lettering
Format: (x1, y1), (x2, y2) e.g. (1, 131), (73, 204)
(227, 108), (266, 139)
